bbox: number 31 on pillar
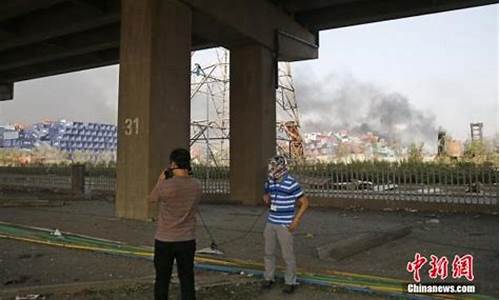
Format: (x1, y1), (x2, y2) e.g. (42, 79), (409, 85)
(124, 117), (139, 136)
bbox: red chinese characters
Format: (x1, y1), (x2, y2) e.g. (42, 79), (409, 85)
(406, 252), (428, 282)
(407, 253), (474, 282)
(452, 254), (474, 282)
(428, 255), (449, 280)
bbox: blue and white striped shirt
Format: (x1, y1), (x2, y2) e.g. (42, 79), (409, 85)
(264, 174), (304, 225)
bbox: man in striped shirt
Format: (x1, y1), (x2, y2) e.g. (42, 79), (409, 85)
(262, 155), (309, 294)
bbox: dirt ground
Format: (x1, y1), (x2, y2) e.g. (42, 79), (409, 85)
(0, 193), (498, 299)
(1, 265), (380, 300)
(54, 281), (383, 300)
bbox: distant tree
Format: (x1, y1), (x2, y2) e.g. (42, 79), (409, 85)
(463, 140), (487, 162)
(72, 150), (93, 164)
(31, 144), (69, 164)
(463, 139), (499, 167)
(407, 143), (424, 162)
(0, 149), (9, 165)
(95, 151), (116, 166)
(335, 142), (350, 159)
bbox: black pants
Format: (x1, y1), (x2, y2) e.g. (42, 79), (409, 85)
(154, 239), (196, 300)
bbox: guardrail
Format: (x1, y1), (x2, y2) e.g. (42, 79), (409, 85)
(0, 163), (497, 211)
(290, 163), (498, 206)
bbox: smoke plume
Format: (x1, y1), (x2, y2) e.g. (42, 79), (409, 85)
(295, 73), (438, 148)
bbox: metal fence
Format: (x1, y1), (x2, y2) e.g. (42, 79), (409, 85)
(81, 166), (230, 195)
(0, 165), (230, 196)
(85, 176), (116, 194)
(0, 173), (71, 190)
(192, 165), (230, 195)
(0, 163), (498, 207)
(0, 166), (72, 191)
(290, 163), (499, 206)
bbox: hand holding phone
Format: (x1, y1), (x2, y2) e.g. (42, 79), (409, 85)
(164, 168), (174, 179)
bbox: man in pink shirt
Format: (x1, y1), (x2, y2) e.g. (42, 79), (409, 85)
(149, 148), (202, 300)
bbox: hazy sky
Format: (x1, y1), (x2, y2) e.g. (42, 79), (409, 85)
(293, 4), (498, 141)
(0, 4), (497, 143)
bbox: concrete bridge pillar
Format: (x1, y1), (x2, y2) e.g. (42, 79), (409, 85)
(116, 0), (191, 220)
(230, 45), (277, 205)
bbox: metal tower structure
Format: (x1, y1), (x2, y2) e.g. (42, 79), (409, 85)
(190, 48), (303, 165)
(470, 122), (484, 142)
(275, 62), (304, 160)
(190, 48), (230, 166)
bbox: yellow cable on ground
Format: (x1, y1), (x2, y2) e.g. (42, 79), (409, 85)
(0, 222), (496, 300)
(0, 234), (153, 258)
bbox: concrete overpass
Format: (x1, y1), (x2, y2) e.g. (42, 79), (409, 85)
(0, 0), (496, 219)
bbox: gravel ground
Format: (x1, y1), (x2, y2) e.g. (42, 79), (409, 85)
(53, 281), (383, 300)
(0, 196), (497, 298)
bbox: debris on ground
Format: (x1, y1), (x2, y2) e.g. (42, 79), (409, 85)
(51, 229), (63, 237)
(15, 295), (46, 300)
(466, 183), (483, 194)
(197, 247), (224, 256)
(5, 275), (31, 285)
(416, 188), (441, 194)
(1, 200), (497, 298)
(373, 184), (398, 192)
(425, 218), (440, 225)
(305, 233), (314, 239)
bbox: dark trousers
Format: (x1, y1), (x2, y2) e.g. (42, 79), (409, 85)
(154, 239), (196, 300)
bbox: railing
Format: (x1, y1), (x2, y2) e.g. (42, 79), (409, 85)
(0, 163), (498, 209)
(0, 166), (72, 191)
(289, 163), (498, 206)
(85, 167), (116, 194)
(0, 165), (230, 196)
(192, 165), (230, 195)
(0, 173), (71, 190)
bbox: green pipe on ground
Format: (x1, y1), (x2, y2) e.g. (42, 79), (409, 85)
(0, 221), (494, 300)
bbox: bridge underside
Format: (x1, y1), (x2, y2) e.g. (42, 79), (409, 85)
(0, 0), (496, 219)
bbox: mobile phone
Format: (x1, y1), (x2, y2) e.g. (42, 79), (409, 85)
(164, 168), (174, 179)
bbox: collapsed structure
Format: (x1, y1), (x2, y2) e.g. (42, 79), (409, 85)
(0, 120), (117, 153)
(303, 130), (398, 161)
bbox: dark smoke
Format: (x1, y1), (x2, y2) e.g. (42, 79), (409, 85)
(295, 73), (438, 148)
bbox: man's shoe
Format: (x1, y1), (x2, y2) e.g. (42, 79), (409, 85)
(283, 284), (296, 294)
(261, 280), (274, 289)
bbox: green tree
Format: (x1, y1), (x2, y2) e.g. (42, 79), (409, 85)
(463, 139), (499, 167)
(407, 143), (424, 162)
(335, 142), (350, 160)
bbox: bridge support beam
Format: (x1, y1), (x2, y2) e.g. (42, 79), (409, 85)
(0, 82), (13, 101)
(116, 0), (191, 220)
(230, 45), (276, 205)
